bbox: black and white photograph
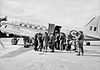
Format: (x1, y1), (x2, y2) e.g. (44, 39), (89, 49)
(0, 0), (100, 70)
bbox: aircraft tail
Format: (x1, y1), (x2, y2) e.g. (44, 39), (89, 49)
(84, 15), (100, 39)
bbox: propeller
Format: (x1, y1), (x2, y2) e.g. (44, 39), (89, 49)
(69, 30), (79, 40)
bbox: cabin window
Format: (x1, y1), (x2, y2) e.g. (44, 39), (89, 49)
(30, 26), (32, 28)
(90, 26), (92, 31)
(24, 25), (27, 27)
(35, 26), (37, 29)
(94, 27), (97, 31)
(20, 24), (22, 26)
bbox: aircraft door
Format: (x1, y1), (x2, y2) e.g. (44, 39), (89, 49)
(48, 23), (55, 36)
(48, 23), (62, 36)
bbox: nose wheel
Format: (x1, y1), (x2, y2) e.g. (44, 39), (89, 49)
(11, 38), (18, 45)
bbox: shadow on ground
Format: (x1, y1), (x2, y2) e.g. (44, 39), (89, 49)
(85, 49), (100, 54)
(1, 46), (100, 58)
(0, 47), (34, 58)
(83, 49), (100, 57)
(84, 54), (100, 57)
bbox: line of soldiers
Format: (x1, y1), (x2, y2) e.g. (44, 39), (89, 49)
(32, 31), (84, 56)
(33, 32), (66, 52)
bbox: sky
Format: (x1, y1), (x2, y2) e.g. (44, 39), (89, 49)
(0, 0), (100, 30)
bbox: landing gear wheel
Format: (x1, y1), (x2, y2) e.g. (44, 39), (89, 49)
(11, 38), (18, 45)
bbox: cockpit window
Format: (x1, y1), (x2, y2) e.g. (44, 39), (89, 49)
(94, 27), (97, 31)
(90, 26), (92, 31)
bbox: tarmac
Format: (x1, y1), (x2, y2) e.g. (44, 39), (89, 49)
(0, 38), (100, 70)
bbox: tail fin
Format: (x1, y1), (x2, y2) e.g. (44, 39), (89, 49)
(84, 16), (100, 38)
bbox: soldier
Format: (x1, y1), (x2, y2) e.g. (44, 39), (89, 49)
(55, 33), (60, 50)
(49, 33), (55, 52)
(59, 33), (65, 51)
(34, 34), (38, 51)
(77, 31), (84, 56)
(66, 39), (72, 51)
(38, 33), (43, 52)
(44, 32), (49, 52)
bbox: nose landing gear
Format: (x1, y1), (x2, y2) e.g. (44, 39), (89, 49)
(11, 37), (19, 45)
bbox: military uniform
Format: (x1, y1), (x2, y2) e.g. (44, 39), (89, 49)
(77, 31), (84, 56)
(44, 32), (49, 52)
(49, 34), (55, 52)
